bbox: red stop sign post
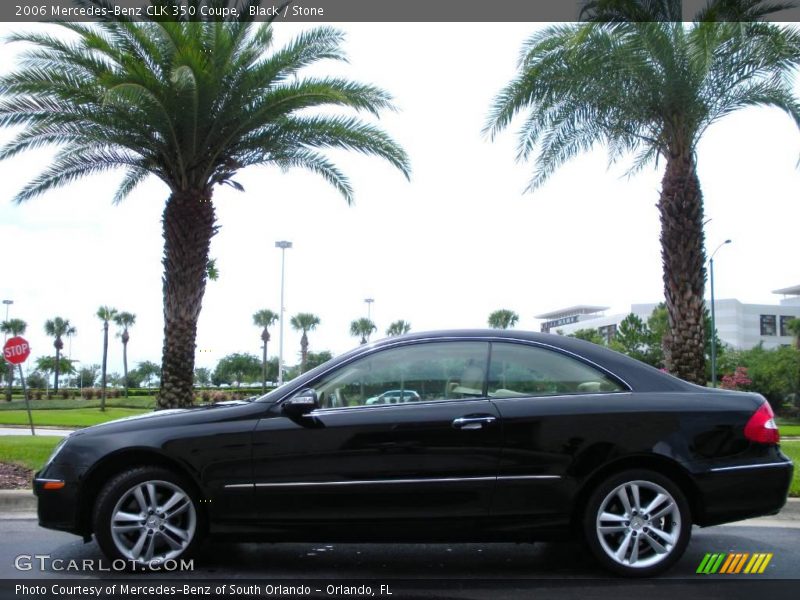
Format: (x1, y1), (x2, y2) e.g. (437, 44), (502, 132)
(3, 336), (35, 435)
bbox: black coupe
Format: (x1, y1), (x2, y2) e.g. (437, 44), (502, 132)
(34, 330), (792, 576)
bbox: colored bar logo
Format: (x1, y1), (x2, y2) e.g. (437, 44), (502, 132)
(696, 553), (773, 574)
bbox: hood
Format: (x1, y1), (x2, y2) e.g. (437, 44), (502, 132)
(72, 400), (252, 436)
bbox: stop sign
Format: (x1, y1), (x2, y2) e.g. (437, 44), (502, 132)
(3, 336), (31, 365)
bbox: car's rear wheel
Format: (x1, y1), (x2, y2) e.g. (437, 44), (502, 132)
(583, 469), (691, 577)
(93, 466), (202, 567)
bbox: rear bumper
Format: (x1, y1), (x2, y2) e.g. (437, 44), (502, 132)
(691, 459), (793, 526)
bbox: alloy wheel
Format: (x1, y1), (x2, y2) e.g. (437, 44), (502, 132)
(109, 479), (197, 564)
(595, 479), (681, 569)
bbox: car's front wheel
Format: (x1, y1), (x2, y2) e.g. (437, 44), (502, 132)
(93, 466), (202, 567)
(583, 469), (691, 577)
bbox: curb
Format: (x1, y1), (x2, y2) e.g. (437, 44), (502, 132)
(0, 490), (36, 513)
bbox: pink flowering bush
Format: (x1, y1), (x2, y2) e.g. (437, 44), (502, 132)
(720, 366), (752, 391)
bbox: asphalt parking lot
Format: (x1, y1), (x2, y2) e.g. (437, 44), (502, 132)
(0, 517), (796, 600)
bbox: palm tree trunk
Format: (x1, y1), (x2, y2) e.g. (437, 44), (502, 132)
(301, 332), (308, 373)
(100, 321), (109, 412)
(261, 329), (269, 394)
(53, 340), (61, 395)
(122, 335), (129, 398)
(159, 190), (217, 409)
(659, 151), (707, 385)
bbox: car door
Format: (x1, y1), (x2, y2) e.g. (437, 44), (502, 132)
(251, 340), (502, 524)
(485, 341), (628, 522)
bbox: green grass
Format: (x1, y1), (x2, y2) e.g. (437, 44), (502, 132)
(0, 436), (62, 472)
(0, 396), (155, 410)
(779, 424), (800, 437)
(0, 407), (149, 428)
(781, 441), (800, 497)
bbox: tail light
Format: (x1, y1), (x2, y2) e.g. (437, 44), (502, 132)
(744, 402), (780, 444)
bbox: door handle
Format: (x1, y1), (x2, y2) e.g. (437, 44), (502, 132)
(452, 416), (496, 430)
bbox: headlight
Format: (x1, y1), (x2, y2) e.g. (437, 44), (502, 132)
(43, 437), (69, 468)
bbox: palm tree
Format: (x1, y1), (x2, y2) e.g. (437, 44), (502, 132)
(35, 356), (75, 394)
(350, 318), (377, 345)
(486, 22), (800, 384)
(1, 318), (27, 401)
(579, 0), (796, 22)
(97, 306), (118, 411)
(488, 309), (519, 330)
(386, 320), (411, 336)
(253, 309), (278, 393)
(43, 317), (76, 393)
(0, 10), (410, 408)
(290, 313), (321, 374)
(137, 361), (161, 389)
(113, 311), (136, 397)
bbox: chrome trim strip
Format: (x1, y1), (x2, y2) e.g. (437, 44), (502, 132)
(254, 477), (498, 488)
(499, 475), (561, 481)
(709, 461), (793, 473)
(224, 474), (561, 489)
(34, 478), (64, 484)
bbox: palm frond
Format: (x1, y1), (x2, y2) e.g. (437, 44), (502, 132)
(487, 20), (800, 191)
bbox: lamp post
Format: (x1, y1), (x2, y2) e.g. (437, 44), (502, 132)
(2, 299), (12, 328)
(2, 300), (13, 401)
(364, 298), (374, 320)
(709, 239), (732, 388)
(72, 359), (82, 391)
(275, 241), (292, 385)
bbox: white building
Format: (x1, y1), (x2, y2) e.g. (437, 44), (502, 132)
(537, 285), (800, 350)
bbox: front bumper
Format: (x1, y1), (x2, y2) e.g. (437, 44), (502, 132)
(691, 458), (793, 526)
(33, 464), (86, 536)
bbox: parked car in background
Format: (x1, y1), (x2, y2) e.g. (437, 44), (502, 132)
(34, 330), (792, 576)
(365, 389), (421, 405)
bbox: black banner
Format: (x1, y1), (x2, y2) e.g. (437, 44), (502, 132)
(3, 0), (800, 23)
(2, 579), (800, 600)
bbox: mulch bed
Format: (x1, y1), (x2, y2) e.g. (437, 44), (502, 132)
(0, 462), (33, 489)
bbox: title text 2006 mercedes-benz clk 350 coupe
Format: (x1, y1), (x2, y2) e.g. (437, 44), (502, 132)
(34, 330), (792, 576)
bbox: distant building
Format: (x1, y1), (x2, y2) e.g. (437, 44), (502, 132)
(538, 285), (800, 350)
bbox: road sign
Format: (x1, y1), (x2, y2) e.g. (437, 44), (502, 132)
(3, 336), (31, 365)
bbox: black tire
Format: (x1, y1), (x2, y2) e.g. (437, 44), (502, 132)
(583, 469), (691, 577)
(93, 466), (204, 569)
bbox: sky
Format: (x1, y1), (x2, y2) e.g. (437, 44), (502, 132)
(1, 21), (799, 378)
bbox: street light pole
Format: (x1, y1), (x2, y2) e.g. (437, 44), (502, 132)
(709, 239), (732, 388)
(275, 241), (292, 385)
(2, 300), (13, 402)
(364, 298), (374, 320)
(2, 299), (12, 329)
(73, 360), (81, 392)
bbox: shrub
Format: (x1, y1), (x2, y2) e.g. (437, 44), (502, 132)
(34, 390), (43, 400)
(82, 388), (95, 400)
(721, 367), (752, 391)
(201, 390), (211, 403)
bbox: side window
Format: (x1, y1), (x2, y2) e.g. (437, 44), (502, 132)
(314, 342), (489, 409)
(488, 343), (624, 397)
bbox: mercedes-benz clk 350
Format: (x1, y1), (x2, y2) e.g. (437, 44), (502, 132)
(34, 330), (792, 576)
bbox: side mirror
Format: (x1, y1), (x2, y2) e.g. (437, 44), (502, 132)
(282, 388), (319, 418)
